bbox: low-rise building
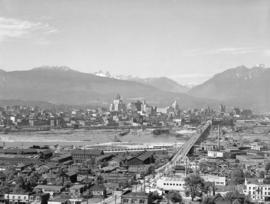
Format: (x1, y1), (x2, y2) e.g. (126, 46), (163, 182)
(89, 184), (106, 198)
(69, 184), (86, 198)
(4, 193), (35, 204)
(244, 178), (270, 203)
(126, 151), (155, 166)
(34, 185), (64, 197)
(71, 149), (104, 163)
(121, 192), (149, 204)
(201, 174), (226, 186)
(207, 151), (224, 158)
(156, 176), (185, 192)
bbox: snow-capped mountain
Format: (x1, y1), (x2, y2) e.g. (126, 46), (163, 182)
(93, 71), (190, 93)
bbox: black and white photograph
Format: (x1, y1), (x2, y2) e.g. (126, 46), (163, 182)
(0, 0), (270, 203)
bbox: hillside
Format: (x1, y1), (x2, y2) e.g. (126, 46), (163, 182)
(189, 65), (270, 112)
(93, 71), (189, 93)
(0, 66), (214, 108)
(130, 77), (190, 93)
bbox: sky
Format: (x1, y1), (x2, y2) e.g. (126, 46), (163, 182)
(0, 0), (270, 85)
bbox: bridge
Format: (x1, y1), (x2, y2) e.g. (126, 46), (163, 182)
(155, 120), (212, 174)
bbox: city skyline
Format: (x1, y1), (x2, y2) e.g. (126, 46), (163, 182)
(1, 0), (270, 84)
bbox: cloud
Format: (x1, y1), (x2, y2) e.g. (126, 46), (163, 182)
(183, 47), (260, 57)
(0, 17), (57, 43)
(263, 49), (270, 56)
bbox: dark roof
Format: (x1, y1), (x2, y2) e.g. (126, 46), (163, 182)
(0, 148), (38, 155)
(122, 192), (148, 199)
(175, 165), (185, 170)
(72, 149), (104, 156)
(40, 149), (53, 155)
(34, 185), (63, 191)
(135, 151), (153, 161)
(90, 184), (106, 191)
(65, 171), (78, 177)
(215, 201), (231, 204)
(96, 154), (114, 162)
(51, 154), (72, 161)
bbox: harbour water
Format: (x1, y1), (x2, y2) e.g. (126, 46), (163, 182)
(0, 128), (189, 147)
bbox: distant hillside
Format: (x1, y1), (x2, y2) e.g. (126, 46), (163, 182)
(189, 65), (270, 112)
(93, 71), (189, 93)
(130, 77), (190, 93)
(0, 66), (215, 108)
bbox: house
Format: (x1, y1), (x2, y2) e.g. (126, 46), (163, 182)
(39, 149), (53, 160)
(201, 174), (226, 186)
(69, 184), (86, 198)
(128, 165), (152, 176)
(121, 192), (149, 204)
(208, 151), (224, 158)
(200, 142), (219, 151)
(236, 154), (265, 168)
(108, 155), (124, 167)
(48, 197), (69, 204)
(89, 184), (106, 198)
(4, 193), (35, 204)
(15, 163), (33, 171)
(65, 171), (78, 183)
(34, 185), (64, 197)
(250, 142), (265, 151)
(102, 173), (134, 190)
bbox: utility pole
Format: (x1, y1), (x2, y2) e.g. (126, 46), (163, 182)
(143, 177), (146, 192)
(185, 157), (188, 176)
(217, 125), (220, 151)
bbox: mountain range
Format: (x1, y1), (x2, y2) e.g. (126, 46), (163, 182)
(93, 70), (190, 93)
(0, 66), (214, 108)
(1, 65), (270, 112)
(189, 65), (270, 112)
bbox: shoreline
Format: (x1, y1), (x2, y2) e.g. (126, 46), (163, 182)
(0, 128), (189, 148)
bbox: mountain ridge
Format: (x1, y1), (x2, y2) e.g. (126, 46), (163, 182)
(189, 65), (270, 112)
(93, 70), (190, 93)
(0, 66), (215, 108)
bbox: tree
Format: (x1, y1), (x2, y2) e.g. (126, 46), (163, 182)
(0, 172), (6, 182)
(204, 182), (216, 196)
(25, 172), (40, 191)
(149, 191), (162, 204)
(96, 175), (104, 184)
(263, 177), (270, 184)
(201, 196), (215, 204)
(223, 191), (250, 204)
(230, 169), (245, 185)
(147, 165), (155, 175)
(13, 176), (27, 193)
(58, 167), (67, 186)
(259, 171), (265, 179)
(184, 174), (206, 201)
(0, 184), (11, 194)
(223, 191), (241, 202)
(265, 162), (270, 172)
(167, 191), (182, 203)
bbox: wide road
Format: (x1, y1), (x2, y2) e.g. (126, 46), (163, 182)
(155, 121), (212, 175)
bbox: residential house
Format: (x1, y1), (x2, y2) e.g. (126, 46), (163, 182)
(121, 192), (149, 204)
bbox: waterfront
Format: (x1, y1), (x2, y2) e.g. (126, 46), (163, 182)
(0, 128), (188, 147)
